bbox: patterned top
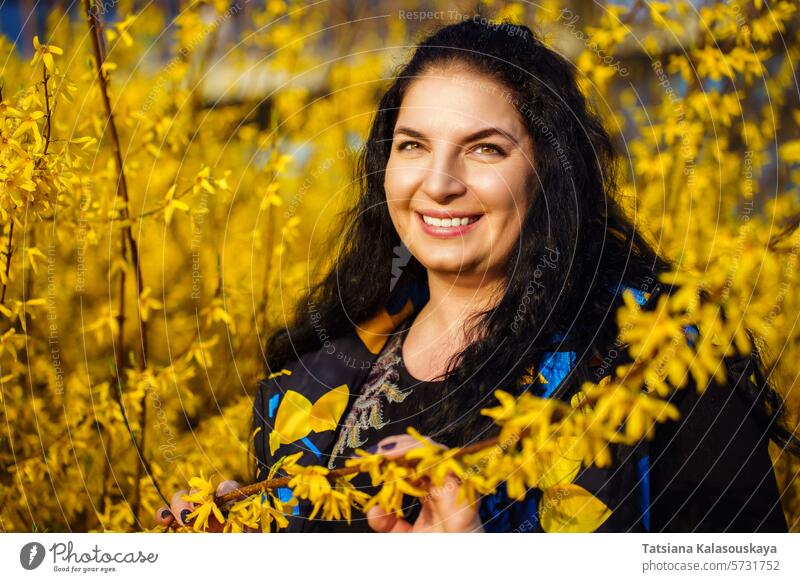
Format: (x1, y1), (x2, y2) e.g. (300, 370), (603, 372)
(327, 319), (424, 469)
(304, 318), (444, 532)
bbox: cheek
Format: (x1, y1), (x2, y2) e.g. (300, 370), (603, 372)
(384, 199), (404, 242)
(385, 165), (422, 223)
(384, 155), (420, 200)
(479, 176), (530, 228)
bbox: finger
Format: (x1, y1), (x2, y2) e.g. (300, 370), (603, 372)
(215, 479), (245, 507)
(422, 472), (482, 532)
(366, 505), (413, 533)
(154, 505), (174, 526)
(426, 472), (461, 507)
(413, 497), (437, 532)
(170, 489), (196, 526)
(374, 434), (444, 461)
(216, 479), (243, 497)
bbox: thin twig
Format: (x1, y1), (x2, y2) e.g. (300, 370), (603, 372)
(0, 80), (13, 306)
(768, 212), (800, 250)
(41, 66), (52, 156)
(83, 0), (167, 522)
(214, 435), (512, 506)
(621, 0), (645, 25)
(2, 65), (53, 306)
(0, 222), (14, 306)
(0, 99), (4, 342)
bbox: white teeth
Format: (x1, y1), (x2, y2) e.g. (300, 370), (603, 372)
(422, 214), (478, 228)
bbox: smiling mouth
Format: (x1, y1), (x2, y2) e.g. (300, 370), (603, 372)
(419, 213), (482, 228)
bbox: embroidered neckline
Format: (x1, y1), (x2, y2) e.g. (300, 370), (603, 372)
(327, 322), (414, 469)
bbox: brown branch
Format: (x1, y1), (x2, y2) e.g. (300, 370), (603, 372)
(210, 291), (663, 509)
(621, 0), (645, 26)
(214, 434), (512, 506)
(0, 222), (14, 306)
(83, 0), (167, 523)
(768, 212), (800, 250)
(211, 365), (649, 508)
(41, 66), (52, 156)
(38, 183), (192, 223)
(84, 0), (147, 361)
(2, 64), (51, 308)
(173, 357), (668, 532)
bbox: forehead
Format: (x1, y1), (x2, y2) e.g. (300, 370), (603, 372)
(397, 71), (527, 139)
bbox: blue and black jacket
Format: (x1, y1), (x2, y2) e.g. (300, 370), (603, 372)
(252, 278), (788, 532)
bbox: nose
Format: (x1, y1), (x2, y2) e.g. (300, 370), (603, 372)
(420, 147), (467, 202)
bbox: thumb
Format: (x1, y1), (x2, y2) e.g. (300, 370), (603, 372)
(366, 505), (413, 533)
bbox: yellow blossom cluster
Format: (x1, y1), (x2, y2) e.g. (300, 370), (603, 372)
(1, 0), (798, 533)
(168, 374), (683, 532)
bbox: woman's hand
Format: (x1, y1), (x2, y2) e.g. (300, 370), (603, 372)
(365, 434), (485, 533)
(154, 479), (244, 531)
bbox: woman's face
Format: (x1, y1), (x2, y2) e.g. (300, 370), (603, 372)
(384, 68), (536, 285)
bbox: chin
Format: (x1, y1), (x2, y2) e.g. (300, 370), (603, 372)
(418, 256), (479, 274)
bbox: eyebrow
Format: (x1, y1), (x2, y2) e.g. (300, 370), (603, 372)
(393, 125), (521, 147)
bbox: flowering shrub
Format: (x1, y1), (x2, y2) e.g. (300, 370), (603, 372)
(0, 0), (797, 532)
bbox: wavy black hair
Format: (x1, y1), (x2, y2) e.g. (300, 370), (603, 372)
(261, 19), (798, 458)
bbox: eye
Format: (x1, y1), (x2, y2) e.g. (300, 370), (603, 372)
(473, 143), (505, 156)
(397, 140), (422, 152)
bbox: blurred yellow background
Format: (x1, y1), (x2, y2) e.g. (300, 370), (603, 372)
(0, 0), (797, 531)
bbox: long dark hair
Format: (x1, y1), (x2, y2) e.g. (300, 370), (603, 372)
(262, 19), (798, 456)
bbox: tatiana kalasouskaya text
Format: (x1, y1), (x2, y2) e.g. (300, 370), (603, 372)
(642, 543), (777, 556)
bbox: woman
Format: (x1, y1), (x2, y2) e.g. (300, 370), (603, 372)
(156, 19), (793, 533)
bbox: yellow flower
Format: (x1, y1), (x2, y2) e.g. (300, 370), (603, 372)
(310, 477), (371, 523)
(535, 436), (583, 490)
(106, 14), (137, 47)
(9, 109), (45, 149)
(694, 46), (734, 82)
(259, 182), (283, 211)
(224, 494), (291, 532)
(0, 298), (46, 332)
(271, 151), (293, 174)
(182, 335), (219, 368)
(193, 166), (215, 195)
(186, 500), (225, 532)
(201, 298), (236, 333)
(361, 461), (426, 517)
(476, 452), (524, 499)
(24, 247), (47, 274)
(344, 448), (386, 482)
(163, 184), (189, 224)
(282, 464), (368, 523)
(137, 286), (163, 322)
(285, 464), (332, 501)
(0, 328), (23, 361)
(182, 473), (224, 532)
(31, 36), (63, 73)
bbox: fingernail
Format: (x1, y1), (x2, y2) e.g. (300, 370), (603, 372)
(161, 509), (171, 519)
(365, 444), (379, 453)
(180, 509), (192, 524)
(381, 442), (397, 451)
